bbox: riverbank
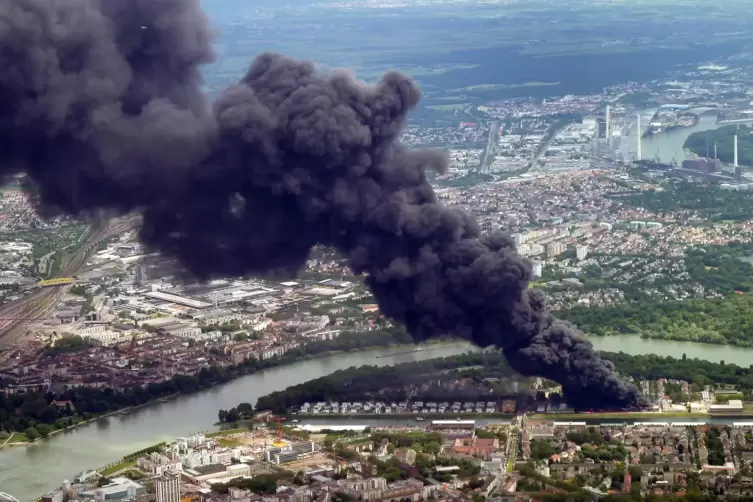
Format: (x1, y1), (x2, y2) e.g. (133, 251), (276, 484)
(0, 334), (455, 447)
(7, 338), (753, 499)
(0, 344), (477, 500)
(1, 338), (462, 450)
(0, 393), (184, 450)
(0, 432), (29, 451)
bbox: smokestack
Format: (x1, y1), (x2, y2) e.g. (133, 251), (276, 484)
(605, 105), (611, 146)
(735, 135), (739, 167)
(636, 113), (642, 161)
(0, 0), (644, 410)
(714, 141), (717, 160)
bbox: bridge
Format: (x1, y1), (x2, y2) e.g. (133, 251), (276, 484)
(38, 277), (74, 287)
(0, 493), (19, 502)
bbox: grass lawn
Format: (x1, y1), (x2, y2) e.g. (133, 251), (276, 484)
(207, 428), (247, 438)
(122, 469), (147, 480)
(216, 437), (242, 448)
(6, 432), (29, 444)
(99, 460), (136, 477)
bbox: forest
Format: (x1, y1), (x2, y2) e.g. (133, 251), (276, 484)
(0, 328), (413, 437)
(254, 350), (753, 412)
(253, 352), (514, 414)
(684, 124), (753, 167)
(256, 352), (753, 413)
(559, 291), (753, 346)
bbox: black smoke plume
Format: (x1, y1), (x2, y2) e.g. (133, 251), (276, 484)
(0, 0), (644, 409)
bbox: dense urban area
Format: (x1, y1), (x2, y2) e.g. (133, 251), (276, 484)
(25, 418), (753, 502)
(9, 1), (753, 502)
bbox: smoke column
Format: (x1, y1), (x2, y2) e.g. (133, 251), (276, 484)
(0, 0), (643, 409)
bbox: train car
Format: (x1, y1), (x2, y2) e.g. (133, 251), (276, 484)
(38, 277), (74, 287)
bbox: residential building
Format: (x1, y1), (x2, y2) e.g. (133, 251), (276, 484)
(155, 471), (181, 502)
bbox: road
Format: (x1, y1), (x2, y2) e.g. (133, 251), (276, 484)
(0, 217), (137, 351)
(1, 432), (14, 447)
(504, 414), (524, 473)
(527, 120), (575, 173)
(479, 121), (499, 174)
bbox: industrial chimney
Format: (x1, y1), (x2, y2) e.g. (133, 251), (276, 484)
(636, 113), (642, 161)
(605, 105), (611, 146)
(734, 134), (739, 167)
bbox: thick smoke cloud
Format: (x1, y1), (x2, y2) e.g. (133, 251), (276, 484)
(0, 0), (644, 409)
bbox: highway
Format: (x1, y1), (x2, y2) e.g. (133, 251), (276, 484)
(0, 217), (137, 351)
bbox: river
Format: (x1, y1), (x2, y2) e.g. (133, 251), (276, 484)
(3, 336), (753, 499)
(620, 110), (753, 164)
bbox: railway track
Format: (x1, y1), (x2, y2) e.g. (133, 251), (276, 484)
(0, 217), (137, 349)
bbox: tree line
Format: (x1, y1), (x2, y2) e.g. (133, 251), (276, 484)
(253, 352), (514, 413)
(254, 350), (753, 412)
(8, 335), (753, 438)
(0, 328), (414, 437)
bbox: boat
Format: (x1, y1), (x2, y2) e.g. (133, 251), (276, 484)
(291, 419), (300, 423)
(414, 417), (426, 422)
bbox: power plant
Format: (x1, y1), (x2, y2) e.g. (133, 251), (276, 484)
(0, 0), (645, 410)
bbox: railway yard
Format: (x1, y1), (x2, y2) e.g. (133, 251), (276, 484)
(0, 217), (137, 356)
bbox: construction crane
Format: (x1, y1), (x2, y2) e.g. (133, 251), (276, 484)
(272, 417), (286, 447)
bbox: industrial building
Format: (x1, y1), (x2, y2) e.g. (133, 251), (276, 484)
(708, 399), (744, 416)
(79, 477), (146, 501)
(682, 158), (720, 173)
(265, 441), (320, 464)
(182, 463), (251, 485)
(429, 420), (476, 440)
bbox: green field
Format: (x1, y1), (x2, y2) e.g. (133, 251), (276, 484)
(1, 432), (28, 446)
(216, 437), (243, 447)
(207, 428), (247, 438)
(99, 460), (136, 477)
